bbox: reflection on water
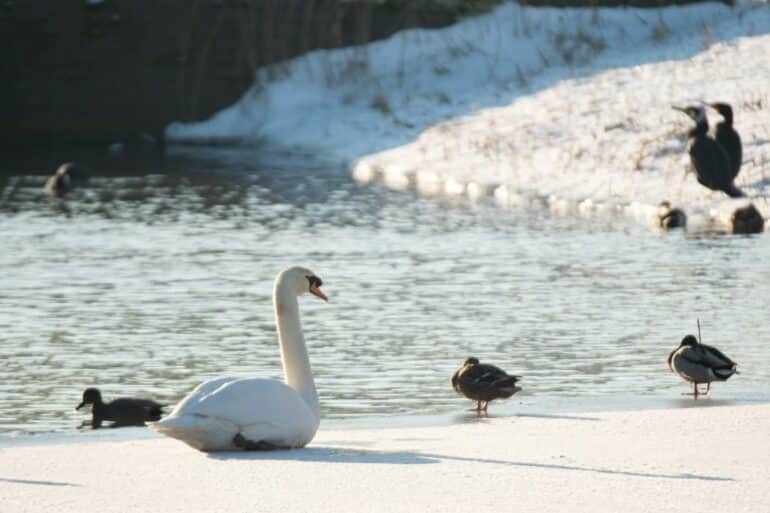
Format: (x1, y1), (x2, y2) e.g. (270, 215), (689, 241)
(1, 147), (769, 436)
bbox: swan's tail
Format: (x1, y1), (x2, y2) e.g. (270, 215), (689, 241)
(150, 415), (239, 452)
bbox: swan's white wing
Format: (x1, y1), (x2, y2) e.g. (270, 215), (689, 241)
(152, 378), (319, 451)
(186, 378), (314, 425)
(167, 376), (241, 417)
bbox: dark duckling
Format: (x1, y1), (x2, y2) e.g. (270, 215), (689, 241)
(728, 203), (764, 234)
(657, 201), (686, 229)
(668, 335), (737, 399)
(76, 388), (165, 429)
(45, 162), (88, 197)
(672, 105), (744, 198)
(451, 357), (521, 412)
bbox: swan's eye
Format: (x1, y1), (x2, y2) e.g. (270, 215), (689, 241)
(306, 275), (322, 288)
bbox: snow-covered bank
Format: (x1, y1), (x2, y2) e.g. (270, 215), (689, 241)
(166, 1), (770, 230)
(3, 404), (769, 513)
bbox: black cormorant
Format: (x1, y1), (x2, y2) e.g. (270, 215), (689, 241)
(672, 105), (744, 198)
(707, 102), (742, 182)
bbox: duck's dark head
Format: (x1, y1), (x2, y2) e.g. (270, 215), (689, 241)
(679, 335), (699, 347)
(463, 357), (480, 366)
(76, 388), (102, 410)
(672, 105), (707, 125)
(707, 102), (733, 124)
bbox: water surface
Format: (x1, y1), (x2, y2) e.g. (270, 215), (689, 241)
(1, 147), (769, 437)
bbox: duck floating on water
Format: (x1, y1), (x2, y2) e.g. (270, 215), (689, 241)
(76, 388), (165, 429)
(45, 162), (88, 197)
(657, 201), (686, 230)
(667, 335), (737, 399)
(728, 203), (764, 235)
(451, 357), (521, 412)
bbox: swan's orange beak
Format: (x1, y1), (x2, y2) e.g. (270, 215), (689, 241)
(309, 283), (328, 302)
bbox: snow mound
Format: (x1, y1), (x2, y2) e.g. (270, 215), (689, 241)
(166, 1), (770, 231)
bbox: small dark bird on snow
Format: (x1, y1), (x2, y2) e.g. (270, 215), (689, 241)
(706, 102), (742, 183)
(672, 105), (744, 198)
(76, 388), (165, 429)
(668, 335), (737, 399)
(45, 162), (88, 197)
(451, 357), (521, 412)
(657, 201), (686, 229)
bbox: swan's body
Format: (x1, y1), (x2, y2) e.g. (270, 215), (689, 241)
(151, 267), (327, 451)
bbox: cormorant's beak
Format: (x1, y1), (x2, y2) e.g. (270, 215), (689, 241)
(671, 105), (686, 113)
(75, 402), (85, 410)
(309, 283), (328, 302)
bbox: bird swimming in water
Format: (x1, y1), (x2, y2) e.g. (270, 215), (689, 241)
(667, 334), (737, 399)
(657, 201), (686, 229)
(728, 203), (765, 234)
(672, 105), (744, 198)
(451, 357), (521, 413)
(76, 388), (165, 429)
(706, 102), (742, 183)
(45, 162), (88, 197)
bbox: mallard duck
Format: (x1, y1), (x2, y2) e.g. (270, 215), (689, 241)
(657, 201), (686, 229)
(76, 388), (165, 429)
(728, 204), (764, 235)
(667, 335), (737, 399)
(45, 162), (88, 197)
(451, 357), (521, 412)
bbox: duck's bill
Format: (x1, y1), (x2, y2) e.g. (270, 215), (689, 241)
(75, 402), (85, 410)
(309, 284), (328, 302)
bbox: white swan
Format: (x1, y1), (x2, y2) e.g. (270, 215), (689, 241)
(151, 266), (327, 451)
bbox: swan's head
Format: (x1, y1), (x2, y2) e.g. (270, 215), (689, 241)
(285, 266), (327, 302)
(76, 388), (102, 410)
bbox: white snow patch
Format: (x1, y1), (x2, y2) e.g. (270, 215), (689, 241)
(166, 1), (770, 230)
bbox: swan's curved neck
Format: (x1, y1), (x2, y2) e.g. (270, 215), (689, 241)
(273, 275), (320, 418)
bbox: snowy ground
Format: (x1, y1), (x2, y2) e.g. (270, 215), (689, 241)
(166, 1), (770, 230)
(2, 404), (769, 513)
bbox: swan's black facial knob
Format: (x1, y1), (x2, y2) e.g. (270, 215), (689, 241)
(306, 275), (327, 301)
